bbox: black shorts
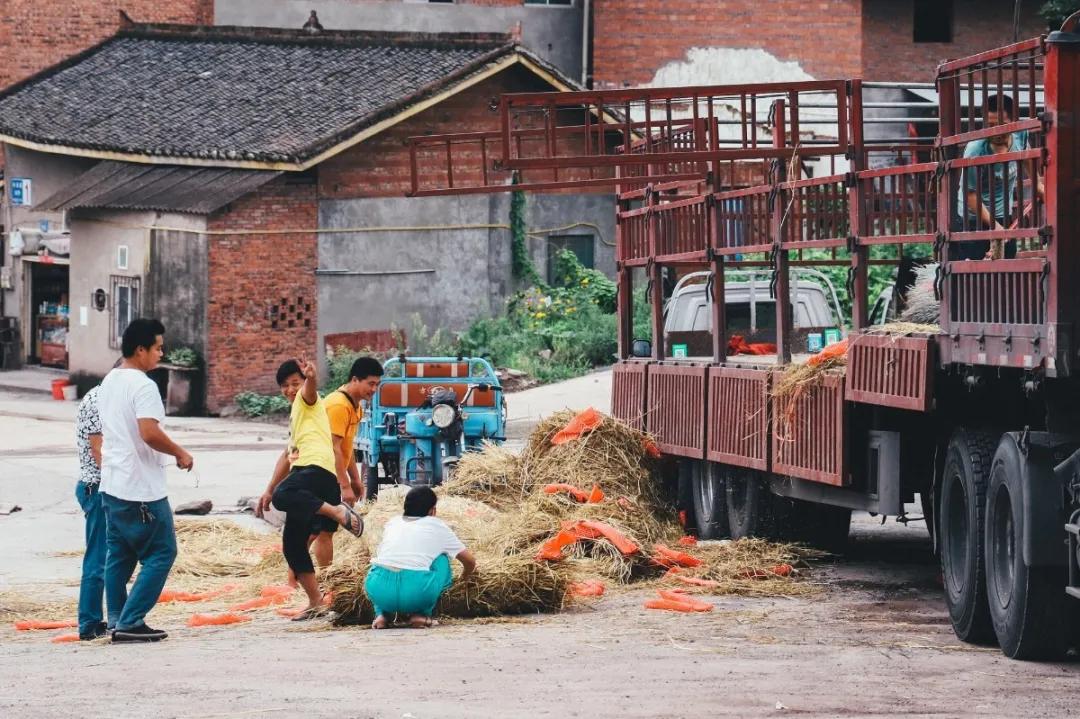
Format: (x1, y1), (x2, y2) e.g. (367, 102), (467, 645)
(275, 464), (341, 535)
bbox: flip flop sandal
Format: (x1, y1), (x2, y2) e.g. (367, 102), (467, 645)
(339, 504), (364, 537)
(290, 606), (329, 622)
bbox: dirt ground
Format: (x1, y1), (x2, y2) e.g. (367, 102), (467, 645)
(1, 383), (1078, 718)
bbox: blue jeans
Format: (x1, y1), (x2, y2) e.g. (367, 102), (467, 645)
(75, 481), (107, 635)
(101, 493), (177, 631)
(364, 554), (453, 618)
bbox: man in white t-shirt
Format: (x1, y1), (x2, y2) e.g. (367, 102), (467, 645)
(97, 318), (194, 643)
(365, 485), (477, 629)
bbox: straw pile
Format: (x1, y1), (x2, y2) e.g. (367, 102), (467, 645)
(899, 262), (940, 325)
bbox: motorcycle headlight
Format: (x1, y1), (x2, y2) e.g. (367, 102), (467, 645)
(431, 403), (456, 429)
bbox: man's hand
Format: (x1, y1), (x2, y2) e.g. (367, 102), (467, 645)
(176, 448), (194, 471)
(341, 486), (357, 507)
(255, 491), (274, 518)
(300, 358), (317, 384)
(350, 475), (365, 503)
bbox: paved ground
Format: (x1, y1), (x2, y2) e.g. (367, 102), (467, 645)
(1, 379), (1077, 718)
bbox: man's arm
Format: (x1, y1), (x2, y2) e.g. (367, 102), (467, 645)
(89, 433), (103, 468)
(300, 359), (318, 406)
(456, 549), (478, 581)
(333, 435), (353, 504)
(256, 448), (291, 517)
(138, 418), (193, 470)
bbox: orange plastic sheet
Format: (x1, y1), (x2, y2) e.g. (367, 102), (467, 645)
(535, 529), (580, 561)
(571, 520), (640, 555)
(260, 585), (295, 598)
(188, 612), (252, 627)
(670, 575), (721, 589)
(14, 620), (77, 631)
(551, 407), (604, 445)
(50, 633), (80, 643)
(656, 590), (714, 611)
(652, 544), (703, 568)
(728, 334), (777, 356)
(739, 563), (794, 579)
(229, 594), (289, 612)
(642, 439), (662, 459)
(677, 535), (698, 547)
(568, 580), (606, 597)
(542, 483), (604, 504)
(808, 338), (849, 367)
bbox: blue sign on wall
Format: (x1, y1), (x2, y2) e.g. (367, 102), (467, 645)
(10, 178), (31, 206)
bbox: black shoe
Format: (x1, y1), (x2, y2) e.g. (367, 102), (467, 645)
(111, 624), (168, 643)
(79, 622), (109, 641)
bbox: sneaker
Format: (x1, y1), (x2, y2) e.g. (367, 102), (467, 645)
(79, 622), (109, 641)
(111, 624), (168, 643)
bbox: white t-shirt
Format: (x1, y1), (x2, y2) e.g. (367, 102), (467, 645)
(97, 368), (169, 502)
(372, 516), (467, 571)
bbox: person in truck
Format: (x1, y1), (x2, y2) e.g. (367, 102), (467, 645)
(952, 93), (1044, 261)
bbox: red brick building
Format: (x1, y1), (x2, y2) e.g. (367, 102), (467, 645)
(0, 23), (613, 411)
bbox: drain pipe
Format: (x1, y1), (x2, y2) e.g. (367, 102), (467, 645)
(581, 0), (591, 87)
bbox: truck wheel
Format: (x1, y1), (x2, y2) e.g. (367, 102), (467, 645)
(365, 461), (380, 502)
(984, 437), (1066, 660)
(726, 469), (777, 539)
(686, 460), (729, 540)
(939, 429), (997, 644)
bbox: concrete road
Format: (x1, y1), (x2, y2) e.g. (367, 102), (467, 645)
(1, 380), (1077, 718)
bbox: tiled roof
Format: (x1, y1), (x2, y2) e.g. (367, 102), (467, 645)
(35, 161), (281, 214)
(0, 24), (526, 165)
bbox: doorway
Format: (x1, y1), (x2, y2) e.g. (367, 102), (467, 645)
(24, 259), (70, 368)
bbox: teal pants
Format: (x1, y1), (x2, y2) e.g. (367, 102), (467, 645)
(364, 554), (453, 618)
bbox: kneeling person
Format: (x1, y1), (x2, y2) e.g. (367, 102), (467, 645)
(261, 358), (364, 619)
(366, 486), (477, 629)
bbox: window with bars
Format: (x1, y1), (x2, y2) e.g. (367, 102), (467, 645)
(269, 296), (312, 331)
(110, 275), (141, 349)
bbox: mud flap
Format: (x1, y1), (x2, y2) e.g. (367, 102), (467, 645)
(1010, 432), (1078, 567)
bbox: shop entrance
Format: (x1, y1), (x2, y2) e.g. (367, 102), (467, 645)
(25, 259), (70, 368)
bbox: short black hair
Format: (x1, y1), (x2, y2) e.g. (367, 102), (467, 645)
(349, 356), (384, 381)
(986, 94), (1015, 118)
(121, 318), (165, 358)
(276, 359), (305, 386)
(403, 485), (438, 518)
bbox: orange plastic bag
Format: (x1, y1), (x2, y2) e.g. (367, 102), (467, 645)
(677, 535), (697, 547)
(657, 589), (713, 611)
(644, 598), (699, 612)
(587, 485), (605, 504)
(671, 575), (721, 589)
(808, 338), (849, 367)
(542, 483), (591, 503)
(573, 520), (640, 555)
(642, 438), (662, 459)
(14, 620), (77, 631)
(653, 543), (703, 568)
(535, 529), (580, 561)
(738, 563), (794, 580)
(187, 612), (252, 627)
(551, 407), (604, 445)
(50, 633), (81, 643)
(260, 585), (295, 598)
(568, 580), (606, 597)
(728, 334), (778, 356)
(229, 594), (289, 612)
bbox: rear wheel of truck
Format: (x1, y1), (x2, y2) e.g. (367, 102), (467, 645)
(726, 469), (777, 540)
(686, 460), (729, 540)
(939, 429), (997, 645)
(984, 436), (1067, 660)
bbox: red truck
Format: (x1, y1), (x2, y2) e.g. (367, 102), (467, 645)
(407, 21), (1080, 660)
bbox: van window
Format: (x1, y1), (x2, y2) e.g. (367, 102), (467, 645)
(726, 301), (777, 334)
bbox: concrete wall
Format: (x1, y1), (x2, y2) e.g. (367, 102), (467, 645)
(214, 0), (585, 82)
(316, 191), (615, 346)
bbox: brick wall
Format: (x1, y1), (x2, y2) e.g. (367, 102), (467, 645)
(862, 0), (1047, 82)
(320, 63), (599, 198)
(591, 0), (864, 89)
(0, 1), (212, 89)
(205, 175), (318, 412)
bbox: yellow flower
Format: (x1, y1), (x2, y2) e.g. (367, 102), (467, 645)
(567, 308), (576, 313)
(536, 312), (547, 319)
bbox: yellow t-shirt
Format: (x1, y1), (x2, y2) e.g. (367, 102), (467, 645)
(289, 391), (337, 477)
(324, 388), (362, 454)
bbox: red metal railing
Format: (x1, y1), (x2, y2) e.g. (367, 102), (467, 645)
(772, 372), (847, 486)
(712, 185), (773, 256)
(947, 259), (1046, 326)
(617, 205), (650, 265)
(611, 361), (649, 432)
(845, 334), (935, 412)
(779, 174), (850, 250)
(706, 367), (770, 470)
(645, 363), (708, 459)
(654, 195), (710, 262)
(857, 162), (938, 246)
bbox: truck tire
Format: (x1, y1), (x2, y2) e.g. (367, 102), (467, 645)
(938, 429), (997, 645)
(686, 460), (729, 540)
(726, 469), (777, 539)
(984, 436), (1066, 660)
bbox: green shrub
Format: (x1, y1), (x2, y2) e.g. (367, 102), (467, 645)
(165, 347), (199, 368)
(235, 391), (290, 417)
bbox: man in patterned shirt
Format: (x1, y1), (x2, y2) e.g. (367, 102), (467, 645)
(75, 384), (107, 640)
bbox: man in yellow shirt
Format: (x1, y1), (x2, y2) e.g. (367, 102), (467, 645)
(310, 356), (383, 566)
(256, 358), (364, 619)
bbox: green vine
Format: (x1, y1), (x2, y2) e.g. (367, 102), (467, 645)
(510, 176), (541, 285)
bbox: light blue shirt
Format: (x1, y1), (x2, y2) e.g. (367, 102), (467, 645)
(959, 131), (1029, 222)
